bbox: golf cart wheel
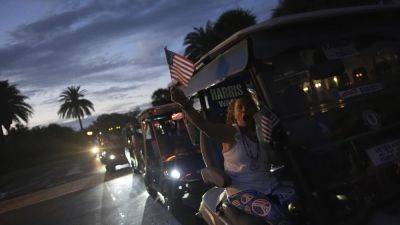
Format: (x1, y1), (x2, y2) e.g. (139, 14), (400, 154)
(105, 164), (115, 172)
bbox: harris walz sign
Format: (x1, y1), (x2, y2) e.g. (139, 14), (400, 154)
(205, 78), (246, 121)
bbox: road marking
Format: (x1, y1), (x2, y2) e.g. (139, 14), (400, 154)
(0, 174), (106, 214)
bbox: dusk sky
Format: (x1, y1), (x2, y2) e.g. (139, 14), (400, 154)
(0, 0), (278, 128)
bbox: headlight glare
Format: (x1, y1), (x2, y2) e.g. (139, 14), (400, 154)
(109, 154), (116, 160)
(170, 169), (181, 179)
(91, 146), (99, 154)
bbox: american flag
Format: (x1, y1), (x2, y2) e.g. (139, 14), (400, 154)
(164, 48), (195, 86)
(258, 106), (280, 144)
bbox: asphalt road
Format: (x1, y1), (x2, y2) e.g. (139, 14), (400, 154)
(0, 152), (205, 225)
(1, 152), (400, 225)
(0, 152), (101, 201)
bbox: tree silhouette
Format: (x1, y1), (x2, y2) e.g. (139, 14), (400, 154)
(58, 86), (94, 131)
(151, 88), (172, 106)
(0, 80), (33, 141)
(92, 113), (129, 132)
(184, 8), (256, 62)
(184, 21), (220, 62)
(214, 8), (256, 40)
(88, 107), (141, 134)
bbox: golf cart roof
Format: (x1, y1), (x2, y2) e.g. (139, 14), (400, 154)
(139, 103), (181, 122)
(183, 4), (400, 96)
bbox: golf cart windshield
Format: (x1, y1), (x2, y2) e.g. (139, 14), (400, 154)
(103, 132), (124, 150)
(151, 113), (197, 159)
(259, 35), (400, 146)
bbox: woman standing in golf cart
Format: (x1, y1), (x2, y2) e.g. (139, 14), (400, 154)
(171, 86), (295, 223)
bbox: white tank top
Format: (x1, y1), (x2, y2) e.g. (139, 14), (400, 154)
(223, 128), (277, 196)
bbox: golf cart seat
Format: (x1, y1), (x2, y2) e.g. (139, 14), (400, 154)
(201, 167), (231, 187)
(199, 132), (230, 188)
(200, 171), (267, 225)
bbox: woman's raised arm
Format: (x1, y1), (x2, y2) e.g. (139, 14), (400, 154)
(170, 86), (236, 144)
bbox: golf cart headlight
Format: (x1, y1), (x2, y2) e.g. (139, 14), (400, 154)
(109, 154), (116, 160)
(336, 194), (348, 201)
(170, 169), (181, 179)
(91, 146), (99, 154)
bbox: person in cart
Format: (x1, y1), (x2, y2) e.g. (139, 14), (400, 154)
(171, 87), (296, 224)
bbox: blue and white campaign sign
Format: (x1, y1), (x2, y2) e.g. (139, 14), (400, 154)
(366, 139), (400, 166)
(204, 77), (247, 122)
(338, 83), (383, 99)
(362, 109), (381, 130)
(322, 40), (358, 60)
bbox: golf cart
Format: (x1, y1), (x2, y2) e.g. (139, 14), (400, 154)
(139, 103), (206, 210)
(180, 5), (400, 225)
(99, 131), (129, 172)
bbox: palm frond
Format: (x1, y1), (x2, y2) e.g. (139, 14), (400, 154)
(58, 86), (94, 121)
(183, 9), (256, 61)
(0, 80), (33, 128)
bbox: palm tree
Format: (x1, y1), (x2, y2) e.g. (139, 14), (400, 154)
(184, 8), (256, 62)
(214, 8), (256, 40)
(0, 80), (33, 141)
(58, 86), (94, 131)
(184, 21), (220, 62)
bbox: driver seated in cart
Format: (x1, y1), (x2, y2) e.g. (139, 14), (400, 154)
(171, 87), (297, 224)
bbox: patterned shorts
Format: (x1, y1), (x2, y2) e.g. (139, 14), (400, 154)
(227, 182), (296, 225)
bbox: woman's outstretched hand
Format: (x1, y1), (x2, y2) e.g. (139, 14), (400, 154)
(171, 86), (236, 145)
(170, 86), (189, 107)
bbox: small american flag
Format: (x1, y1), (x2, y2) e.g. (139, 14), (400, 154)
(164, 48), (195, 86)
(259, 106), (280, 143)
